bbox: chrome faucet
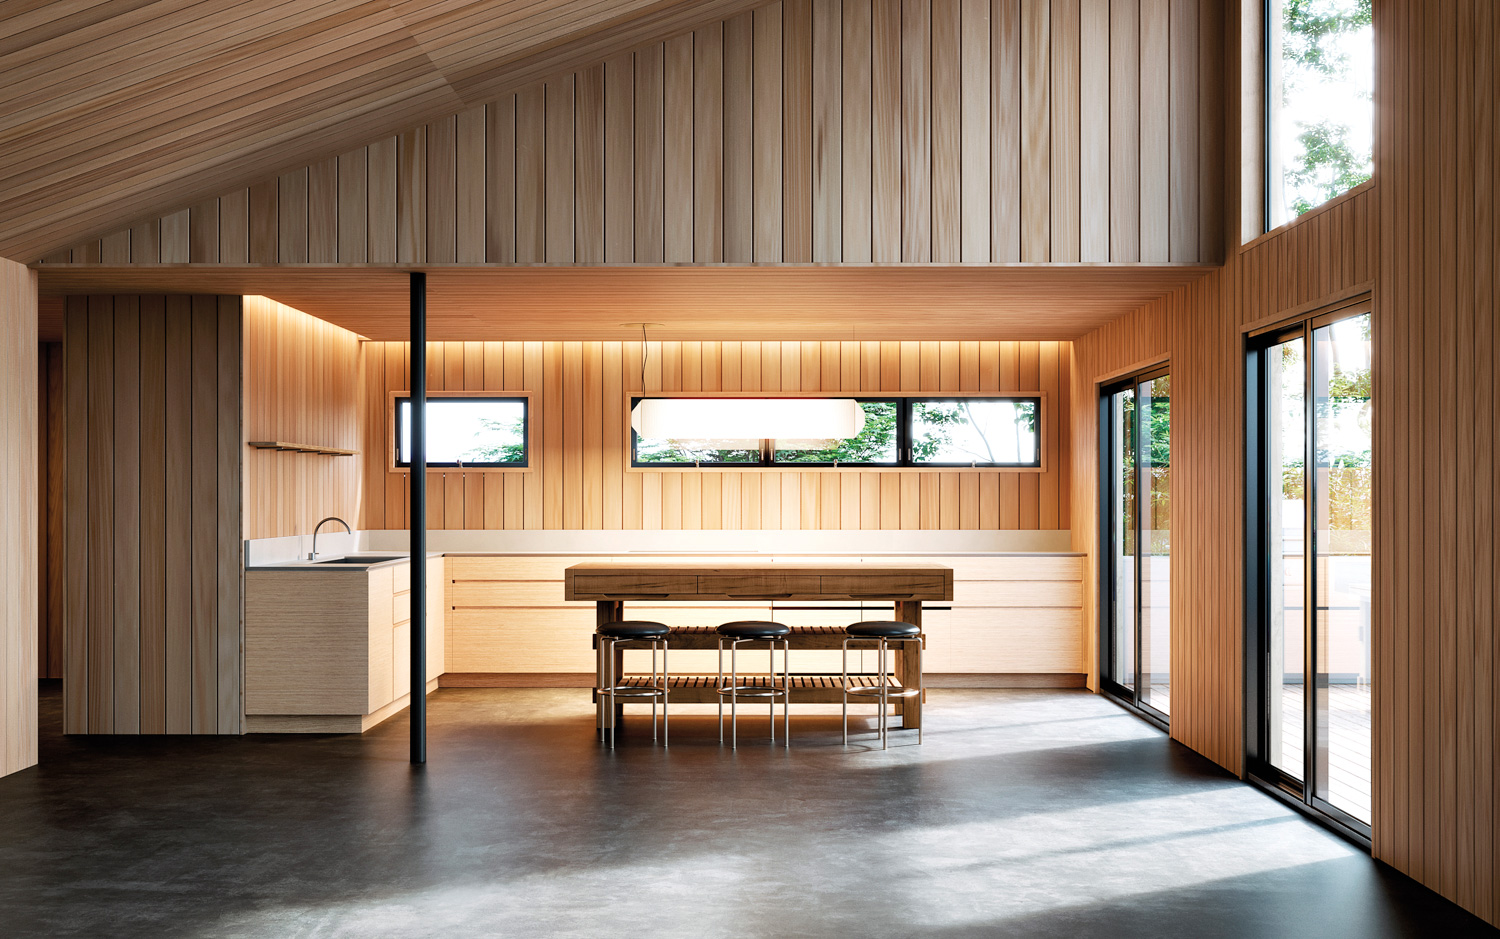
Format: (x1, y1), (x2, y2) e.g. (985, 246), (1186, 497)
(309, 517), (352, 561)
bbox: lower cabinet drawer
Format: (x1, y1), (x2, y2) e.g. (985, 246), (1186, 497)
(568, 572), (699, 598)
(818, 573), (949, 599)
(697, 572), (821, 597)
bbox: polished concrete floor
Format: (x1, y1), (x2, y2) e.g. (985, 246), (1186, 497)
(1, 684), (1494, 938)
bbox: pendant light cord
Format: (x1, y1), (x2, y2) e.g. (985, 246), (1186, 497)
(641, 323), (648, 391)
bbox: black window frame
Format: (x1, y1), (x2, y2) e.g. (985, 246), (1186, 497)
(628, 395), (1043, 469)
(1098, 366), (1171, 732)
(394, 394), (530, 469)
(1244, 299), (1374, 847)
(905, 396), (1043, 468)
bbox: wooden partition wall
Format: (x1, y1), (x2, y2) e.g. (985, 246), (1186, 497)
(61, 295), (244, 735)
(361, 339), (1071, 532)
(1373, 0), (1497, 922)
(1, 258), (38, 777)
(50, 0), (1222, 268)
(37, 343), (63, 681)
(243, 296), (363, 541)
(1070, 187), (1376, 769)
(1070, 0), (1499, 917)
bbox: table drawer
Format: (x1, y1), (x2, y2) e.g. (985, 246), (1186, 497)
(697, 572), (822, 597)
(568, 572), (700, 598)
(819, 573), (949, 599)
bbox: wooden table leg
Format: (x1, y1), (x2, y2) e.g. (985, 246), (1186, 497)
(895, 600), (923, 730)
(596, 600), (623, 731)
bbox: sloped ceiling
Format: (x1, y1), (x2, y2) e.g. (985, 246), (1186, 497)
(0, 0), (765, 261)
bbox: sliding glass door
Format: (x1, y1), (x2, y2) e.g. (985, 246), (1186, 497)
(1249, 304), (1372, 833)
(1101, 368), (1171, 721)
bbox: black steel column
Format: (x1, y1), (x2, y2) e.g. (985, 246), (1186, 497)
(410, 272), (427, 764)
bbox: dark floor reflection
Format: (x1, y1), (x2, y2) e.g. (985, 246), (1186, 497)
(0, 683), (1490, 938)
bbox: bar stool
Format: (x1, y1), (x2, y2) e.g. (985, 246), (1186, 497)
(595, 621), (670, 749)
(715, 621), (791, 749)
(841, 621), (923, 749)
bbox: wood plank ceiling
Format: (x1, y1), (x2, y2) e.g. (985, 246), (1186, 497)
(0, 0), (766, 261)
(34, 264), (1214, 341)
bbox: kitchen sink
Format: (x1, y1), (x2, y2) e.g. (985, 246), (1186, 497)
(311, 554), (408, 565)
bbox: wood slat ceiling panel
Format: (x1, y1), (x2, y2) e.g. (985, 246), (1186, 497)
(35, 263), (1214, 341)
(0, 0), (767, 260)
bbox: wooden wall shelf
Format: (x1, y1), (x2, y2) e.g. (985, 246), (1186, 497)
(247, 441), (357, 456)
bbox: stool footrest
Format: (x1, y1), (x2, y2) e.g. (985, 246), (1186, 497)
(716, 685), (787, 698)
(844, 684), (920, 699)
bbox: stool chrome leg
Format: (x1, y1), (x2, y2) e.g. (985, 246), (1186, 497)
(717, 637), (725, 744)
(651, 639), (658, 742)
(781, 638), (790, 748)
(730, 638), (739, 750)
(597, 634), (605, 743)
(661, 639), (670, 748)
(768, 641), (775, 745)
(607, 637), (617, 750)
(841, 637), (850, 746)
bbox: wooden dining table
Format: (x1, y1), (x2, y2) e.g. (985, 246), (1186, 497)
(565, 561), (954, 732)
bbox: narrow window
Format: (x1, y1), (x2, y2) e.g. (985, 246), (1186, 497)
(907, 398), (1041, 467)
(394, 396), (528, 468)
(772, 400), (901, 465)
(1247, 300), (1372, 837)
(1100, 369), (1172, 722)
(1266, 0), (1374, 229)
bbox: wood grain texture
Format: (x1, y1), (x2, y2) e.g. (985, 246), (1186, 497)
(1367, 1), (1497, 923)
(38, 264), (1211, 343)
(1071, 186), (1378, 772)
(45, 1), (1221, 269)
(242, 296), (363, 540)
(362, 339), (1071, 533)
(1067, 7), (1500, 915)
(447, 554), (1077, 676)
(59, 293), (244, 736)
(0, 259), (38, 777)
(0, 0), (775, 260)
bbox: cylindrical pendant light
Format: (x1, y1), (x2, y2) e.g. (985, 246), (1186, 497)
(631, 397), (866, 441)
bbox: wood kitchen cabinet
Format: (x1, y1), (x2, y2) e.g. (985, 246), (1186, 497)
(244, 557), (445, 732)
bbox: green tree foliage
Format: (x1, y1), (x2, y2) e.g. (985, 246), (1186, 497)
(909, 400), (1037, 464)
(1280, 0), (1373, 216)
(1281, 0), (1372, 74)
(1287, 121), (1373, 216)
(774, 402), (900, 464)
(462, 416), (527, 464)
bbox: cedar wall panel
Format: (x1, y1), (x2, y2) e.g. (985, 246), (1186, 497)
(242, 297), (363, 540)
(1375, 0), (1497, 924)
(1074, 2), (1499, 925)
(1070, 186), (1376, 775)
(55, 0), (1222, 267)
(361, 339), (1071, 532)
(38, 343), (63, 680)
(1, 258), (39, 777)
(61, 295), (244, 736)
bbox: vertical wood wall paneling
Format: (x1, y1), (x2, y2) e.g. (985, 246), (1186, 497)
(62, 1), (1220, 268)
(360, 340), (1068, 532)
(38, 344), (63, 681)
(1, 260), (38, 776)
(60, 294), (244, 736)
(1071, 188), (1378, 775)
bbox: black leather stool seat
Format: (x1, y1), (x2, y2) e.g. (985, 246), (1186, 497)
(598, 620), (670, 639)
(717, 620), (791, 639)
(846, 620), (920, 638)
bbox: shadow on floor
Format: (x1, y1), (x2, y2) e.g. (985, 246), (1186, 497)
(0, 683), (1492, 938)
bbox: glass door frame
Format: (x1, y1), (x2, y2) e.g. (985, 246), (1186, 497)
(1244, 298), (1372, 841)
(1099, 364), (1171, 729)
